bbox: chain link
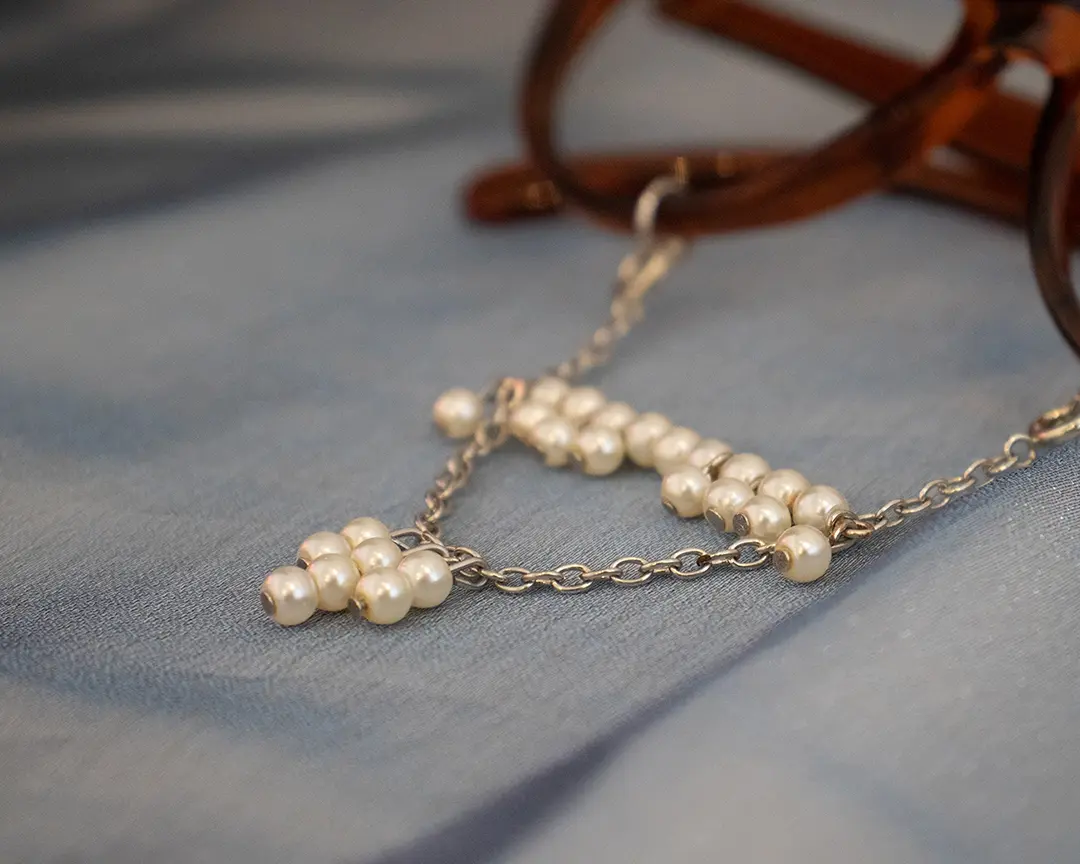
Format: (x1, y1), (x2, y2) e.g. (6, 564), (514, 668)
(386, 532), (774, 596)
(827, 426), (1052, 547)
(551, 236), (685, 381)
(405, 395), (1074, 595)
(405, 176), (1079, 598)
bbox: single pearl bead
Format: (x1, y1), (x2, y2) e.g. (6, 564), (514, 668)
(297, 531), (352, 566)
(352, 567), (413, 625)
(624, 412), (673, 467)
(774, 525), (832, 583)
(340, 517), (391, 549)
(686, 438), (733, 474)
(529, 376), (571, 408)
(574, 425), (625, 476)
(703, 478), (755, 533)
(719, 452), (771, 489)
(758, 469), (811, 508)
(307, 553), (360, 612)
(432, 387), (483, 438)
(792, 485), (850, 532)
(350, 536), (403, 574)
(532, 416), (577, 467)
(661, 468), (710, 518)
(560, 386), (606, 426)
(398, 550), (453, 608)
(653, 427), (702, 475)
(589, 402), (637, 433)
(509, 401), (554, 442)
(733, 494), (792, 542)
(261, 565), (318, 626)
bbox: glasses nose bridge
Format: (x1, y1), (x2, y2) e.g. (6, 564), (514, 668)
(990, 1), (1080, 73)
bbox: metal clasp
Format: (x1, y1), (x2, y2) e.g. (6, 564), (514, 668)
(614, 175), (689, 306)
(1029, 392), (1080, 447)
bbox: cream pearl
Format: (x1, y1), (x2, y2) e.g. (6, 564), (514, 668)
(703, 478), (755, 533)
(352, 567), (413, 624)
(509, 401), (554, 442)
(686, 438), (733, 474)
(532, 416), (577, 467)
(261, 565), (319, 626)
(661, 468), (710, 518)
(307, 553), (360, 612)
(623, 412), (673, 467)
(733, 494), (792, 542)
(574, 425), (625, 476)
(432, 387), (483, 438)
(340, 517), (391, 549)
(350, 537), (403, 574)
(758, 469), (811, 508)
(792, 485), (850, 532)
(398, 550), (453, 609)
(774, 525), (832, 583)
(529, 376), (571, 408)
(653, 427), (702, 475)
(589, 402), (637, 433)
(560, 386), (606, 426)
(297, 531), (352, 566)
(719, 452), (771, 489)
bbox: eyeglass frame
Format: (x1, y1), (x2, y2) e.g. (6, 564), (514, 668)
(463, 0), (1080, 361)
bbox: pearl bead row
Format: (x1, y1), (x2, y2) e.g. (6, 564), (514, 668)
(260, 517), (453, 627)
(434, 379), (850, 584)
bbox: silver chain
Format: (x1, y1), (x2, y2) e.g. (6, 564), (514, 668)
(405, 177), (1080, 596)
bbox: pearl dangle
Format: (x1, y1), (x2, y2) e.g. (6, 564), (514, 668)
(260, 516), (453, 627)
(493, 376), (848, 580)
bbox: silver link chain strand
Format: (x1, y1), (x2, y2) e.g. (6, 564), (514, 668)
(403, 177), (1080, 597)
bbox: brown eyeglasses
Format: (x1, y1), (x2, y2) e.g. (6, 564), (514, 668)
(462, 0), (1080, 362)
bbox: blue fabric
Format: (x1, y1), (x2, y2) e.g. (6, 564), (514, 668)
(1, 2), (1078, 862)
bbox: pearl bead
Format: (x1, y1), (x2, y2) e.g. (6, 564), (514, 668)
(719, 452), (771, 488)
(432, 387), (483, 438)
(297, 531), (352, 566)
(774, 525), (832, 583)
(398, 550), (453, 609)
(661, 468), (710, 518)
(340, 517), (391, 549)
(703, 478), (755, 533)
(573, 425), (625, 476)
(532, 416), (577, 467)
(529, 376), (571, 408)
(792, 485), (850, 532)
(261, 565), (318, 626)
(352, 567), (413, 625)
(560, 386), (606, 426)
(509, 401), (554, 442)
(350, 536), (403, 574)
(307, 553), (360, 612)
(624, 412), (673, 467)
(733, 494), (792, 542)
(686, 438), (733, 474)
(758, 469), (811, 508)
(653, 427), (701, 475)
(589, 402), (637, 433)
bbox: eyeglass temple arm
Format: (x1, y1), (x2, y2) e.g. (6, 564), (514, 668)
(1029, 72), (1080, 359)
(658, 0), (1046, 177)
(464, 145), (1075, 230)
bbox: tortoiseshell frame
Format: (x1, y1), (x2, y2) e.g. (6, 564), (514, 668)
(464, 1), (1080, 360)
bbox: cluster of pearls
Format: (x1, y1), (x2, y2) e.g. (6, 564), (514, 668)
(665, 457), (844, 582)
(260, 517), (452, 627)
(432, 380), (850, 585)
(503, 378), (634, 476)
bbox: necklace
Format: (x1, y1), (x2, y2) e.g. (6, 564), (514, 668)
(257, 178), (1080, 628)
